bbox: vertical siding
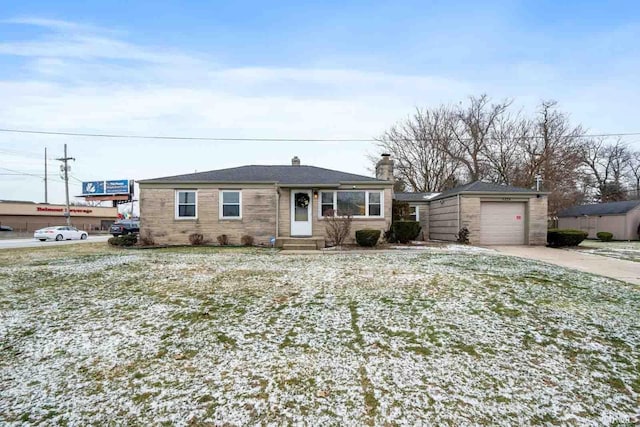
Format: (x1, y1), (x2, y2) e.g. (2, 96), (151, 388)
(626, 208), (640, 240)
(559, 214), (628, 240)
(596, 216), (627, 240)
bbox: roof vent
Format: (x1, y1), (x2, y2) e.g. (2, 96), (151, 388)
(291, 156), (301, 166)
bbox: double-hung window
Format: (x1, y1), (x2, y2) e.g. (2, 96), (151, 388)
(409, 205), (419, 221)
(176, 190), (197, 219)
(321, 192), (335, 217)
(368, 192), (381, 216)
(220, 190), (242, 219)
(320, 190), (383, 218)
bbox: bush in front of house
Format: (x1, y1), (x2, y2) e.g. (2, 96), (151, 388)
(241, 235), (254, 246)
(108, 234), (137, 247)
(189, 233), (205, 246)
(596, 231), (613, 242)
(547, 229), (588, 247)
(217, 234), (229, 246)
(456, 227), (470, 244)
(355, 229), (381, 247)
(390, 220), (421, 244)
(324, 209), (353, 247)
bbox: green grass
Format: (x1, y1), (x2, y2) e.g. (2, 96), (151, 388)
(0, 244), (638, 425)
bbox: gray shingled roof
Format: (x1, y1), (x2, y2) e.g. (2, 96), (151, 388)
(139, 165), (389, 185)
(557, 200), (640, 217)
(393, 192), (438, 202)
(429, 181), (543, 201)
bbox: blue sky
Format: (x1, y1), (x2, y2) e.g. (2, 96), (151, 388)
(1, 1), (639, 204)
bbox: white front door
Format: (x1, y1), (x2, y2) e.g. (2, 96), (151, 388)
(290, 189), (313, 236)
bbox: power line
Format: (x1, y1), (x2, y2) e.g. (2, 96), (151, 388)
(0, 166), (47, 179)
(0, 173), (58, 176)
(2, 127), (639, 142)
(0, 128), (373, 142)
(0, 167), (66, 186)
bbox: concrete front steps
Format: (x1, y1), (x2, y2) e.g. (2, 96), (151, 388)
(276, 237), (325, 251)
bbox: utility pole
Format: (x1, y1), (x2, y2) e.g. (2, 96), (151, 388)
(44, 147), (48, 204)
(56, 144), (75, 226)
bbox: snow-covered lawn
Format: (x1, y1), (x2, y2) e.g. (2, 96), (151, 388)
(576, 240), (640, 262)
(1, 244), (639, 425)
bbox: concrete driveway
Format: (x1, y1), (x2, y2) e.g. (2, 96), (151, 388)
(0, 235), (110, 250)
(493, 246), (640, 285)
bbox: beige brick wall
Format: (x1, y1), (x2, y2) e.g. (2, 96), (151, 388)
(528, 196), (548, 245)
(141, 184), (393, 246)
(461, 197), (481, 244)
(283, 186), (393, 244)
(140, 187), (277, 245)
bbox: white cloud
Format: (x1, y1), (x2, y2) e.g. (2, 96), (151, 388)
(0, 17), (638, 205)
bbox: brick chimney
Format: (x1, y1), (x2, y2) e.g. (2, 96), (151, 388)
(375, 154), (394, 181)
(291, 156), (301, 166)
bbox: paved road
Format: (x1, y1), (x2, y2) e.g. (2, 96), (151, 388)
(493, 245), (640, 285)
(0, 235), (110, 250)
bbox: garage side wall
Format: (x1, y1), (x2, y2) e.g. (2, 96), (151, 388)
(139, 186), (277, 245)
(429, 196), (459, 242)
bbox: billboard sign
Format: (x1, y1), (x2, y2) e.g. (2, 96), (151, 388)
(82, 181), (105, 195)
(82, 179), (131, 196)
(105, 180), (130, 194)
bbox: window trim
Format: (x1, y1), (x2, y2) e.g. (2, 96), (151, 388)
(175, 190), (198, 220)
(409, 205), (419, 221)
(368, 192), (382, 217)
(318, 190), (384, 218)
(219, 190), (242, 220)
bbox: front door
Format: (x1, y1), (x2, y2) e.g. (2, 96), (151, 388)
(290, 190), (312, 236)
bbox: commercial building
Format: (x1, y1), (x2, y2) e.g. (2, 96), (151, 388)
(0, 200), (118, 232)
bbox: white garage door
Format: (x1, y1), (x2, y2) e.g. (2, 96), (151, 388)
(480, 202), (526, 245)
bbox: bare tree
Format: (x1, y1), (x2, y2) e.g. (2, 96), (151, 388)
(446, 94), (512, 181)
(376, 107), (461, 192)
(525, 101), (585, 215)
(627, 151), (640, 199)
(482, 111), (532, 185)
(580, 138), (631, 202)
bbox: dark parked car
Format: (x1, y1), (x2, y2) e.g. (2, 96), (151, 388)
(0, 225), (13, 231)
(110, 219), (140, 236)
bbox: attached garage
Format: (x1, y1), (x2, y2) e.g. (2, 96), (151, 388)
(425, 181), (548, 246)
(480, 202), (526, 245)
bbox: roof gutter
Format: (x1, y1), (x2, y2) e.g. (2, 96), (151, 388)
(430, 190), (550, 202)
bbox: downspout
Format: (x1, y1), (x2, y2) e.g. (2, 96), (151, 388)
(457, 194), (461, 233)
(275, 184), (280, 238)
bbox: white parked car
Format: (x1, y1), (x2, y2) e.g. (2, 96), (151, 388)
(34, 226), (88, 242)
